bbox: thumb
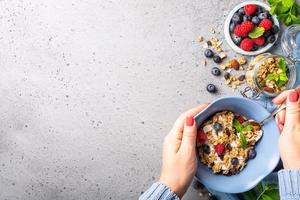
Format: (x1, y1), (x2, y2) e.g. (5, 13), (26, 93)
(180, 116), (197, 153)
(285, 90), (300, 127)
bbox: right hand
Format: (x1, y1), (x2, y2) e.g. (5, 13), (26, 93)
(273, 87), (300, 169)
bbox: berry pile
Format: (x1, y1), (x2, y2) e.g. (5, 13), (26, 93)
(230, 4), (279, 52)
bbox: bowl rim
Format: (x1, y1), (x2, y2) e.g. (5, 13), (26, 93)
(224, 1), (280, 56)
(194, 96), (280, 193)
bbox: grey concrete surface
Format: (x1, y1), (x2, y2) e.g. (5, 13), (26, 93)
(0, 0), (281, 200)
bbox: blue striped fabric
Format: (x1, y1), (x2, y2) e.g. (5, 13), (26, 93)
(139, 182), (180, 200)
(278, 170), (300, 200)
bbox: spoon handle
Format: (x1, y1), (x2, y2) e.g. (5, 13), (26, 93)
(260, 102), (287, 125)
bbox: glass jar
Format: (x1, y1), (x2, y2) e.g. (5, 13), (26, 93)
(241, 25), (300, 99)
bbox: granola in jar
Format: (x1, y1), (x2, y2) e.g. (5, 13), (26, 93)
(197, 111), (263, 176)
(243, 53), (296, 98)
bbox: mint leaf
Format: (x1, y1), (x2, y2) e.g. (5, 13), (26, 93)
(242, 190), (257, 200)
(233, 119), (242, 132)
(282, 0), (294, 7)
(291, 14), (300, 24)
(261, 194), (273, 200)
(266, 73), (279, 81)
(279, 73), (288, 81)
(239, 132), (248, 149)
(269, 0), (300, 26)
(268, 0), (281, 4)
(242, 124), (253, 132)
(278, 57), (286, 70)
(248, 26), (265, 39)
(270, 4), (278, 14)
(285, 15), (292, 25)
(277, 3), (290, 14)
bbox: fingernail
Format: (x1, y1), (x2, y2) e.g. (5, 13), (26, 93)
(289, 90), (299, 102)
(186, 116), (194, 126)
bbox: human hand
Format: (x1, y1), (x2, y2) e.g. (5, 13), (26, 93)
(272, 86), (300, 169)
(159, 104), (208, 198)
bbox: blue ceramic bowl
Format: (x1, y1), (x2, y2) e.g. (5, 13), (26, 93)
(194, 96), (280, 193)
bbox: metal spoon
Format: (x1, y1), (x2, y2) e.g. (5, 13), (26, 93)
(259, 102), (287, 125)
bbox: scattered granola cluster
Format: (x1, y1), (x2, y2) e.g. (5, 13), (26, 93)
(197, 111), (263, 175)
(197, 33), (248, 92)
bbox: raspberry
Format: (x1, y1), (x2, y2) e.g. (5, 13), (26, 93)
(240, 38), (254, 51)
(234, 24), (248, 37)
(259, 19), (273, 30)
(241, 21), (254, 32)
(253, 36), (266, 46)
(236, 116), (245, 124)
(214, 144), (225, 156)
(197, 129), (207, 144)
(244, 4), (257, 15)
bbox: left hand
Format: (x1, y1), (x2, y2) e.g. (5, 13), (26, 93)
(159, 104), (208, 198)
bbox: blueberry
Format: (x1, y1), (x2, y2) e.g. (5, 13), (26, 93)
(267, 35), (276, 43)
(204, 49), (214, 58)
(271, 25), (279, 34)
(225, 143), (232, 150)
(238, 8), (245, 16)
(211, 67), (221, 76)
(255, 7), (263, 15)
(252, 43), (258, 51)
(264, 30), (272, 37)
(213, 55), (222, 63)
(203, 144), (210, 154)
(258, 12), (268, 20)
(213, 122), (222, 131)
(232, 35), (243, 46)
(249, 149), (257, 159)
(232, 13), (242, 24)
(206, 84), (217, 93)
(229, 23), (235, 33)
(252, 16), (260, 25)
(243, 15), (252, 22)
(231, 157), (239, 165)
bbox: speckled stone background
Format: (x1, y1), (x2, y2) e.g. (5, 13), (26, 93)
(0, 0), (282, 200)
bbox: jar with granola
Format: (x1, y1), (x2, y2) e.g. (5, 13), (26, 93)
(241, 25), (300, 98)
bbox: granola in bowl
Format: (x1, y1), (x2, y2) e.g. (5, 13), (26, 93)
(197, 111), (263, 176)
